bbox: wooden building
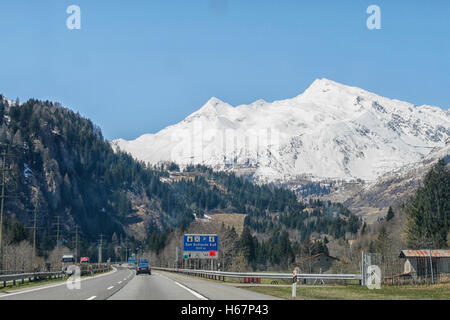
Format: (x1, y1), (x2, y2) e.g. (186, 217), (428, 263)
(399, 250), (450, 281)
(294, 253), (338, 274)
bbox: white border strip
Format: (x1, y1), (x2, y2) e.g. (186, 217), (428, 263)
(174, 281), (208, 300)
(0, 267), (117, 298)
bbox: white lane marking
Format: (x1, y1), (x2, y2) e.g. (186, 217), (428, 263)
(174, 281), (208, 300)
(0, 267), (119, 299)
(118, 281), (122, 284)
(107, 286), (114, 290)
(86, 296), (97, 300)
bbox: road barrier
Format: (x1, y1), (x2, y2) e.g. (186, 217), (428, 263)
(152, 267), (362, 283)
(153, 267), (362, 298)
(0, 265), (112, 288)
(0, 272), (63, 288)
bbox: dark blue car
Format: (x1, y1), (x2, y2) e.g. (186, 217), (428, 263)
(136, 258), (151, 275)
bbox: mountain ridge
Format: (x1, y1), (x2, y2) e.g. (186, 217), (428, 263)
(113, 78), (449, 187)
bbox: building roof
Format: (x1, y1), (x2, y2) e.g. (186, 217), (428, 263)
(399, 250), (450, 258)
(294, 253), (338, 264)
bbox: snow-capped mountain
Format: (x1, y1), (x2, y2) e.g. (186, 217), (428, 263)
(112, 79), (450, 184)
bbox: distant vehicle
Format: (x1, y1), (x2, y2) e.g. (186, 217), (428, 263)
(61, 254), (75, 275)
(80, 257), (89, 264)
(136, 258), (151, 275)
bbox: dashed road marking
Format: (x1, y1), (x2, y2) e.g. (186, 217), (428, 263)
(107, 286), (114, 290)
(87, 296), (96, 300)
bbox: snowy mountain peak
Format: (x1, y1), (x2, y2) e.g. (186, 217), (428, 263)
(113, 79), (450, 184)
(303, 78), (354, 95)
(205, 96), (225, 107)
(186, 96), (233, 120)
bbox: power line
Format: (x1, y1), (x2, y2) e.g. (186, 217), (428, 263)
(98, 234), (104, 265)
(51, 215), (63, 248)
(25, 202), (46, 261)
(71, 225), (81, 261)
(0, 147), (17, 268)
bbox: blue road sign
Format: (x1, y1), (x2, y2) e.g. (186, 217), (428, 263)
(183, 234), (218, 252)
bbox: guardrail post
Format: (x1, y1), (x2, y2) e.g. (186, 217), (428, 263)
(292, 270), (297, 298)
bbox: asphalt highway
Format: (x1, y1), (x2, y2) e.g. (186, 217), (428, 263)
(0, 266), (280, 300)
(0, 266), (134, 300)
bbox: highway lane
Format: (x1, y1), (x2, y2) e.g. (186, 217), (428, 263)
(0, 266), (134, 300)
(109, 271), (281, 300)
(154, 271), (281, 300)
(108, 272), (202, 300)
(0, 267), (281, 300)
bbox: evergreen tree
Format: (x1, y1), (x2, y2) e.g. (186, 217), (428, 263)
(405, 159), (449, 248)
(375, 226), (391, 257)
(386, 206), (395, 221)
(240, 226), (255, 264)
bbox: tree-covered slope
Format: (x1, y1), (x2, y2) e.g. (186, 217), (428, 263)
(0, 95), (361, 263)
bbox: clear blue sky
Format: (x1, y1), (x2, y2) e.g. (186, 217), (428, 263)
(0, 0), (449, 140)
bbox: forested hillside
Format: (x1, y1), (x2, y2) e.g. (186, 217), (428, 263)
(0, 95), (189, 256)
(0, 95), (361, 268)
(405, 159), (450, 248)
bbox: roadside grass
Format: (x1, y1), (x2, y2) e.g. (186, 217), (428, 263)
(244, 282), (450, 300)
(0, 268), (113, 293)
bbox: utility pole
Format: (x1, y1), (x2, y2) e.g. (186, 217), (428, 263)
(56, 216), (60, 247)
(26, 205), (40, 261)
(0, 150), (7, 258)
(75, 225), (79, 259)
(98, 234), (104, 265)
(0, 147), (15, 269)
(51, 215), (63, 249)
(72, 225), (81, 262)
(25, 193), (46, 266)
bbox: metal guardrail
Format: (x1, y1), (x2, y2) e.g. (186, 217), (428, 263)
(0, 265), (112, 288)
(153, 267), (362, 282)
(0, 272), (63, 287)
(80, 266), (111, 276)
(153, 267), (362, 298)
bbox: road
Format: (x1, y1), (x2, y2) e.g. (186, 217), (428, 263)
(0, 266), (134, 300)
(0, 266), (280, 300)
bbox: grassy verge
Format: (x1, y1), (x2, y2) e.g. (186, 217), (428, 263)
(244, 282), (450, 300)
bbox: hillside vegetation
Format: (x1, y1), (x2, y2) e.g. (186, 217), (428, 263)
(0, 95), (361, 269)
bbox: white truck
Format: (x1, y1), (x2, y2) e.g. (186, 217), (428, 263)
(61, 254), (76, 275)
